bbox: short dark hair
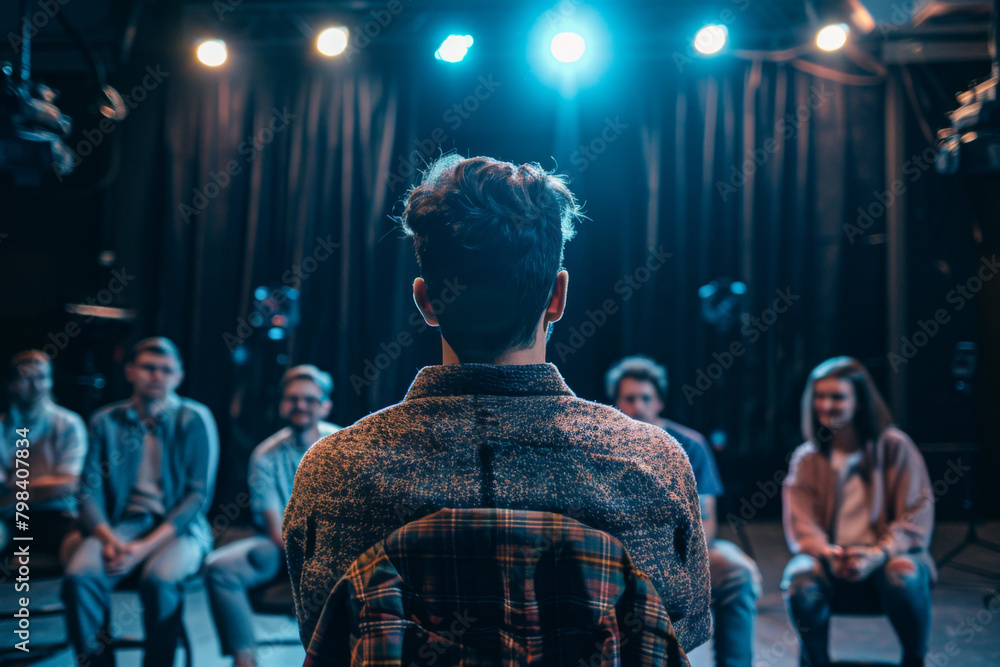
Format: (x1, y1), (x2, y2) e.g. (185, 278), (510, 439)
(8, 350), (52, 381)
(131, 337), (183, 367)
(605, 356), (668, 402)
(801, 356), (892, 452)
(282, 364), (333, 400)
(399, 155), (582, 363)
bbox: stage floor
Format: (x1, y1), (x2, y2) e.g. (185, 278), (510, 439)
(5, 521), (999, 666)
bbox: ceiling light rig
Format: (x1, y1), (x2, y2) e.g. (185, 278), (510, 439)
(196, 39), (228, 67)
(317, 27), (349, 57)
(435, 35), (474, 63)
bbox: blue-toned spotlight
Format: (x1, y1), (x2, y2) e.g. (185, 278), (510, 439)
(694, 24), (727, 55)
(435, 35), (473, 63)
(550, 32), (586, 63)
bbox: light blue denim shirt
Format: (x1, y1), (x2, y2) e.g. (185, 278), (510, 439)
(0, 398), (87, 513)
(78, 394), (219, 550)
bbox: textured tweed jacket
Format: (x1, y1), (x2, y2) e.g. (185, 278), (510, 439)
(284, 363), (711, 651)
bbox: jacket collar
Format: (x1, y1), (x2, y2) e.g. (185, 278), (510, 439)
(404, 363), (575, 401)
(121, 394), (182, 442)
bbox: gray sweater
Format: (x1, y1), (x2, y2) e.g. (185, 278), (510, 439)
(284, 363), (711, 650)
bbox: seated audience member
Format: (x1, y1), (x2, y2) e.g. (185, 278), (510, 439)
(62, 337), (219, 667)
(782, 356), (933, 667)
(284, 155), (711, 652)
(206, 364), (340, 667)
(0, 350), (87, 554)
(607, 355), (762, 667)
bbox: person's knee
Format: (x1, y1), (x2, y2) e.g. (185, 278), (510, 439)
(781, 556), (823, 599)
(62, 556), (106, 581)
(784, 573), (822, 604)
(61, 570), (105, 600)
(138, 570), (184, 603)
(885, 557), (918, 582)
(710, 547), (761, 600)
(882, 557), (928, 596)
(204, 557), (240, 589)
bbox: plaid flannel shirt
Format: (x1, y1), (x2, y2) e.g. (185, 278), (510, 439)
(304, 508), (689, 667)
(285, 364), (710, 651)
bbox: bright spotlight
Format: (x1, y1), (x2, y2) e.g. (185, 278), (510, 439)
(694, 25), (728, 55)
(317, 27), (348, 57)
(197, 39), (227, 67)
(816, 24), (848, 51)
(435, 35), (473, 63)
(550, 32), (586, 63)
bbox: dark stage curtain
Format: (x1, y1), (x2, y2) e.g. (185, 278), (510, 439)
(544, 60), (887, 505)
(127, 57), (420, 503)
(108, 54), (889, 512)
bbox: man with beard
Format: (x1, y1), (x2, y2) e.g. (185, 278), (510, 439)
(206, 365), (340, 667)
(607, 355), (762, 667)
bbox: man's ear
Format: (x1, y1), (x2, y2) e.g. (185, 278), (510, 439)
(543, 270), (569, 324)
(413, 277), (440, 327)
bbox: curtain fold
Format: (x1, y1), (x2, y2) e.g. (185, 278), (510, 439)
(116, 55), (887, 510)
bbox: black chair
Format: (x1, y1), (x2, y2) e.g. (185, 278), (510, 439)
(0, 549), (71, 663)
(247, 570), (301, 648)
(0, 550), (200, 667)
(108, 567), (201, 667)
(825, 596), (896, 666)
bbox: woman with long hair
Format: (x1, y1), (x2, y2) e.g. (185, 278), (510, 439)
(781, 357), (934, 667)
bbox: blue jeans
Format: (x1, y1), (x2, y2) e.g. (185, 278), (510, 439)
(710, 539), (762, 667)
(61, 515), (206, 667)
(781, 553), (932, 666)
(204, 535), (284, 656)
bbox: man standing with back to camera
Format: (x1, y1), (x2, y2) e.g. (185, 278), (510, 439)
(285, 155), (711, 654)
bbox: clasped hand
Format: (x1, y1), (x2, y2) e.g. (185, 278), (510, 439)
(102, 537), (150, 576)
(822, 544), (886, 582)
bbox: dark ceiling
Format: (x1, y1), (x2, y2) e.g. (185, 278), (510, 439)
(0, 0), (991, 77)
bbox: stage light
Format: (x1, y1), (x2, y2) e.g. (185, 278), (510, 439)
(550, 32), (586, 63)
(197, 39), (227, 67)
(694, 25), (727, 56)
(435, 35), (473, 63)
(816, 24), (848, 51)
(317, 27), (348, 57)
(529, 5), (609, 91)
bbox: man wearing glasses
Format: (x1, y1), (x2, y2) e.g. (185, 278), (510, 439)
(205, 365), (339, 667)
(62, 337), (219, 667)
